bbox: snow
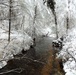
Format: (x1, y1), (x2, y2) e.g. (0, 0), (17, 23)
(55, 0), (76, 74)
(64, 61), (76, 75)
(0, 29), (33, 68)
(0, 0), (56, 68)
(20, 0), (56, 38)
(0, 1), (76, 75)
(58, 27), (76, 75)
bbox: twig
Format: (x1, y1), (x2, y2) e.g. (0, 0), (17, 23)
(0, 3), (9, 7)
(0, 68), (24, 74)
(14, 56), (46, 65)
(67, 50), (76, 62)
(0, 55), (45, 65)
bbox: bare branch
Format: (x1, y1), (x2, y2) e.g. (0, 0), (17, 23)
(0, 68), (24, 74)
(0, 3), (9, 7)
(67, 50), (76, 62)
(14, 56), (46, 65)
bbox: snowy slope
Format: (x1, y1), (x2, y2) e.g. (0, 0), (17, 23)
(58, 28), (76, 75)
(57, 0), (76, 75)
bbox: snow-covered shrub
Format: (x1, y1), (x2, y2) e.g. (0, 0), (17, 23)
(52, 37), (63, 51)
(58, 27), (76, 75)
(0, 30), (33, 68)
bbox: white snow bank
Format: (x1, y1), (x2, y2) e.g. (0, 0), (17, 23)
(0, 29), (33, 68)
(58, 27), (76, 75)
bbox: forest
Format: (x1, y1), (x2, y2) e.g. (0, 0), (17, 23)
(0, 0), (76, 75)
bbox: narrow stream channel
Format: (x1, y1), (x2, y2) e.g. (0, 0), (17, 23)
(0, 37), (55, 75)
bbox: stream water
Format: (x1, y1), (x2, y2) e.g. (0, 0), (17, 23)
(35, 37), (55, 56)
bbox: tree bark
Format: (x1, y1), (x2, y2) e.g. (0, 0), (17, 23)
(8, 0), (12, 42)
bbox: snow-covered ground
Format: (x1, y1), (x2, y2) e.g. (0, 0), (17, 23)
(0, 29), (33, 68)
(58, 27), (76, 75)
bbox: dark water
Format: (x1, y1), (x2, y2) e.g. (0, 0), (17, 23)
(0, 37), (55, 75)
(35, 37), (55, 56)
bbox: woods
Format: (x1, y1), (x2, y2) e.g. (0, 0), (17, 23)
(0, 0), (76, 75)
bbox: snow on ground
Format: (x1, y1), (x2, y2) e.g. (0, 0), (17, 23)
(0, 28), (33, 68)
(64, 61), (76, 75)
(58, 27), (76, 75)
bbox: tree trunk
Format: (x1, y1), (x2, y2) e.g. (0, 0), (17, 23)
(8, 0), (12, 42)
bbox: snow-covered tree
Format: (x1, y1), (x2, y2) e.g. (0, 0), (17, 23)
(1, 1), (76, 75)
(0, 0), (56, 68)
(0, 0), (33, 68)
(58, 27), (76, 75)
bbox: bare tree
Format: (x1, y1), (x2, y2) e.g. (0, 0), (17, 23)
(8, 0), (12, 42)
(45, 0), (58, 38)
(32, 6), (37, 47)
(0, 0), (23, 42)
(66, 0), (70, 33)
